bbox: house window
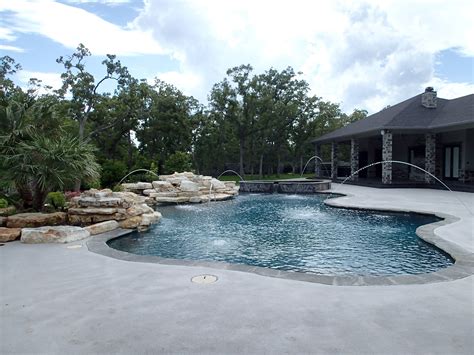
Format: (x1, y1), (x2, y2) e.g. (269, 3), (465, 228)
(444, 145), (461, 179)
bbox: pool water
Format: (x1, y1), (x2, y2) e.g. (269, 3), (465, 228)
(108, 194), (454, 276)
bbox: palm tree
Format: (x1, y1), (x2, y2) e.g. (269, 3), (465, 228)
(4, 135), (100, 210)
(0, 100), (100, 211)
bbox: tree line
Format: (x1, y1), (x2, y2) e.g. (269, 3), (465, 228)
(0, 44), (366, 209)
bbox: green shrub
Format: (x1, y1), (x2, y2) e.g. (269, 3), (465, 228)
(45, 192), (66, 211)
(164, 152), (192, 174)
(0, 198), (8, 208)
(82, 179), (101, 190)
(100, 160), (128, 188)
(112, 184), (123, 192)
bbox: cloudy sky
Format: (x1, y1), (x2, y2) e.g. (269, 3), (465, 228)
(1, 0), (473, 113)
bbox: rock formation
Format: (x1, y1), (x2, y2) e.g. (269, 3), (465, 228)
(6, 212), (67, 228)
(121, 172), (239, 204)
(0, 227), (21, 242)
(21, 226), (90, 244)
(67, 189), (161, 232)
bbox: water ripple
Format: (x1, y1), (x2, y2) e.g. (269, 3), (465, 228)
(109, 194), (453, 276)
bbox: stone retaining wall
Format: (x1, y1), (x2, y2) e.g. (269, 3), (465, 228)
(239, 180), (331, 194)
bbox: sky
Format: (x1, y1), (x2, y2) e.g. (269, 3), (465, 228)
(1, 0), (473, 114)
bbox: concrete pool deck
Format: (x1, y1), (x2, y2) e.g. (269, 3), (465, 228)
(1, 185), (473, 354)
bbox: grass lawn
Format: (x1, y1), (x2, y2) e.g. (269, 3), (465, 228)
(218, 173), (315, 183)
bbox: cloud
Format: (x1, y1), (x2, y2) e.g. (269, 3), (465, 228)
(0, 27), (16, 41)
(2, 0), (472, 113)
(16, 70), (64, 95)
(0, 0), (165, 56)
(431, 78), (474, 99)
(132, 0), (474, 113)
(153, 70), (203, 97)
(0, 44), (25, 53)
(64, 0), (130, 4)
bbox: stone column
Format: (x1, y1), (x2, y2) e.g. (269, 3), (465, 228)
(331, 141), (338, 180)
(315, 144), (322, 177)
(425, 133), (436, 183)
(382, 130), (392, 184)
(350, 139), (359, 181)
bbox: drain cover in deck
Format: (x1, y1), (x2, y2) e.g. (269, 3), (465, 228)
(66, 245), (82, 249)
(191, 274), (218, 284)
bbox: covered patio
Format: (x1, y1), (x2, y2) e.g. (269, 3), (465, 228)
(312, 88), (474, 191)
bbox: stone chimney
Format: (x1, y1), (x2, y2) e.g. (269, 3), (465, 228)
(421, 87), (437, 108)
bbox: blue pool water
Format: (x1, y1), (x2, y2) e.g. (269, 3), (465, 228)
(108, 194), (454, 276)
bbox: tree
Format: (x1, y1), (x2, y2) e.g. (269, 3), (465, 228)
(0, 56), (22, 105)
(56, 44), (131, 141)
(1, 134), (100, 210)
(224, 65), (258, 176)
(136, 79), (199, 172)
(252, 67), (311, 175)
(56, 44), (130, 189)
(164, 151), (193, 174)
(0, 97), (100, 210)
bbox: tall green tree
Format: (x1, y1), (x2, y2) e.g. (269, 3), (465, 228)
(56, 44), (131, 142)
(136, 79), (199, 172)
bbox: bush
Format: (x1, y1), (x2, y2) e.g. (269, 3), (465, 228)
(164, 152), (192, 174)
(45, 192), (66, 211)
(0, 198), (8, 208)
(82, 179), (101, 190)
(100, 160), (128, 188)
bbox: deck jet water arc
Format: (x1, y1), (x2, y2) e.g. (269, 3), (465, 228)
(300, 155), (331, 178)
(329, 160), (473, 215)
(118, 169), (160, 186)
(217, 170), (246, 182)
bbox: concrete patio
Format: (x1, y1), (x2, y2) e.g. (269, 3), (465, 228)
(1, 185), (473, 354)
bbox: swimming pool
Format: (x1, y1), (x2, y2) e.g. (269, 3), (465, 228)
(108, 194), (454, 276)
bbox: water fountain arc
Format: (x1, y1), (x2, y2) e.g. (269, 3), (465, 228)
(300, 155), (328, 178)
(217, 170), (246, 182)
(118, 169), (160, 186)
(329, 160), (473, 215)
(208, 170), (245, 205)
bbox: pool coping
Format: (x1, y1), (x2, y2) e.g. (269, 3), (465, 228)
(87, 193), (474, 287)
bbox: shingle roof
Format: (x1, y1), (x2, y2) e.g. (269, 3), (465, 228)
(312, 93), (474, 143)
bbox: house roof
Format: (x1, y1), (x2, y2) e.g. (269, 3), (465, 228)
(312, 92), (474, 143)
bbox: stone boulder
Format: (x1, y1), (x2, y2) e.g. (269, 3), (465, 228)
(21, 226), (90, 244)
(84, 220), (119, 236)
(6, 212), (67, 228)
(210, 178), (226, 189)
(180, 180), (199, 192)
(118, 216), (143, 229)
(74, 196), (122, 208)
(121, 182), (152, 190)
(210, 193), (234, 202)
(138, 212), (162, 231)
(0, 216), (6, 227)
(155, 196), (190, 204)
(0, 227), (21, 242)
(152, 181), (176, 192)
(67, 189), (162, 232)
(122, 172), (239, 205)
(126, 204), (154, 217)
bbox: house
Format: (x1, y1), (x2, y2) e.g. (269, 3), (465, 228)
(312, 88), (474, 187)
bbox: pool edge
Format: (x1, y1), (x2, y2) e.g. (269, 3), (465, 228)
(87, 193), (474, 286)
